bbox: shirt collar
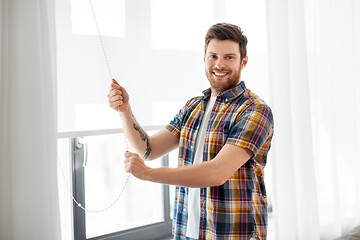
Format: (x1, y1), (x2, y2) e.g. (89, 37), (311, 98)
(202, 81), (247, 103)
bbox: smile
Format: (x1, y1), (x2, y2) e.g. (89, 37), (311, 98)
(213, 71), (229, 77)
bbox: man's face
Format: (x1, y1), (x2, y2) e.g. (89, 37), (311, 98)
(204, 39), (247, 95)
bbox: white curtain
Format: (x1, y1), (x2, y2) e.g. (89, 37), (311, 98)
(0, 0), (60, 239)
(266, 0), (360, 239)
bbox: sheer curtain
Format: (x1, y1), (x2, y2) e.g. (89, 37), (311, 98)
(0, 0), (60, 239)
(266, 0), (360, 239)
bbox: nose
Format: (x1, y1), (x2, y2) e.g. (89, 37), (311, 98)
(214, 58), (226, 69)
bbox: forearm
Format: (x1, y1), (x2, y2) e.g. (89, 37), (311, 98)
(145, 161), (224, 188)
(143, 145), (252, 187)
(119, 106), (152, 159)
(125, 145), (251, 188)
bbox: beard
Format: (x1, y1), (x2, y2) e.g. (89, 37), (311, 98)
(205, 66), (241, 93)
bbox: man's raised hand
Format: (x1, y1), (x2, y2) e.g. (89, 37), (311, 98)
(107, 79), (129, 112)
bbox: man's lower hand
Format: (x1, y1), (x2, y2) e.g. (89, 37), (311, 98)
(124, 151), (151, 180)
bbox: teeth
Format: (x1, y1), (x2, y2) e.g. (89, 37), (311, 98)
(214, 72), (227, 76)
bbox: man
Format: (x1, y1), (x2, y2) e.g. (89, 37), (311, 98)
(107, 23), (274, 240)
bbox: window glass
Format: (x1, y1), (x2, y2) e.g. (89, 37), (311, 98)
(83, 132), (164, 238)
(151, 0), (213, 51)
(56, 0), (208, 133)
(71, 0), (125, 37)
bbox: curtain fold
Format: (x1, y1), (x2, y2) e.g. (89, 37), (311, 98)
(266, 0), (360, 239)
(0, 0), (60, 239)
(266, 0), (320, 239)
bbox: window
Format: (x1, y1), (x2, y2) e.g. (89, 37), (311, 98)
(56, 0), (274, 239)
(56, 0), (176, 238)
(57, 130), (172, 240)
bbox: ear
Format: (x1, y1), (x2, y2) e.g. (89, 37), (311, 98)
(240, 56), (248, 70)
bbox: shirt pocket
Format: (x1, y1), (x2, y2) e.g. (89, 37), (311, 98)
(210, 111), (235, 142)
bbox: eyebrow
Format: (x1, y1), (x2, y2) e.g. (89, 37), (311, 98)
(207, 52), (237, 56)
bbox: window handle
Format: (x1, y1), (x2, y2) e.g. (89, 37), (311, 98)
(75, 137), (88, 167)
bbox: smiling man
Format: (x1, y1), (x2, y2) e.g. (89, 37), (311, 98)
(107, 23), (274, 240)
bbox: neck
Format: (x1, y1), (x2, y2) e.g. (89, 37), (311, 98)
(211, 89), (220, 96)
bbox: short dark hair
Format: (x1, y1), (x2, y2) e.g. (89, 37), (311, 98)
(204, 23), (248, 60)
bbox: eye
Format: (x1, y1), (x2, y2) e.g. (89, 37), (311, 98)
(226, 56), (233, 60)
(208, 55), (217, 60)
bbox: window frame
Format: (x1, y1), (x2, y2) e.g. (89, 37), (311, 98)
(58, 127), (172, 240)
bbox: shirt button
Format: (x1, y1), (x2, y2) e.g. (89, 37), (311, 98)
(225, 98), (228, 101)
(250, 233), (260, 240)
(190, 145), (193, 150)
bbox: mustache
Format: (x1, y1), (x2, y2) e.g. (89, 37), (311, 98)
(210, 67), (231, 72)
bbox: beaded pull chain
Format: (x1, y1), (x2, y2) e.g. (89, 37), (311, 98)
(58, 153), (130, 213)
(89, 0), (112, 80)
(57, 0), (130, 213)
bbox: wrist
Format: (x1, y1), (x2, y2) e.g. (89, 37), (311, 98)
(119, 104), (132, 117)
(144, 167), (155, 182)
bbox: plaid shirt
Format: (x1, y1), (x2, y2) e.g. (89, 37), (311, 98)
(166, 81), (274, 240)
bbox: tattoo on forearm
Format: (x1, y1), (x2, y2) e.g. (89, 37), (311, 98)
(132, 115), (151, 159)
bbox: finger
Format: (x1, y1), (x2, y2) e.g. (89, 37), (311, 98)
(123, 159), (130, 170)
(112, 79), (120, 85)
(110, 83), (121, 91)
(109, 98), (123, 107)
(124, 151), (140, 158)
(108, 95), (123, 103)
(124, 164), (130, 173)
(110, 82), (121, 88)
(109, 101), (123, 110)
(108, 89), (122, 99)
(124, 151), (133, 158)
(108, 97), (122, 105)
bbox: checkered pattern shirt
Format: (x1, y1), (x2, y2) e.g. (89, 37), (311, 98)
(166, 81), (274, 240)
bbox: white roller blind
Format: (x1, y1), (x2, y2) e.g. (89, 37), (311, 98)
(56, 0), (270, 134)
